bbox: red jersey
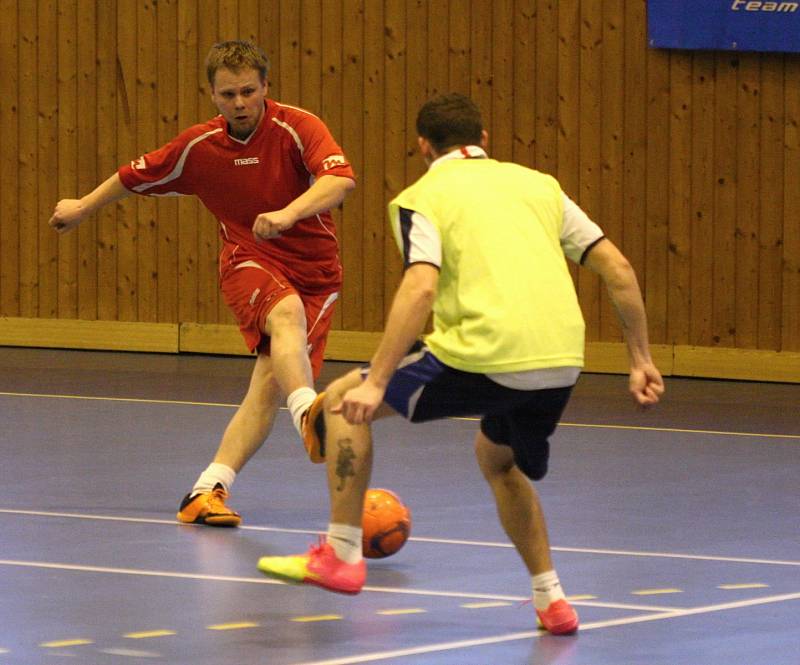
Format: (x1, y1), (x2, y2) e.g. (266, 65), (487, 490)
(118, 100), (355, 293)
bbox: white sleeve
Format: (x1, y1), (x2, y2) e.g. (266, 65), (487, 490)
(391, 206), (442, 269)
(560, 194), (605, 264)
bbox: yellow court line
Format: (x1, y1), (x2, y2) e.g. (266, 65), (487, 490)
(291, 615), (343, 623)
(632, 588), (683, 596)
(718, 583), (769, 590)
(2, 391), (799, 440)
(0, 391), (238, 409)
(460, 601), (513, 609)
(376, 608), (427, 616)
(207, 621), (260, 630)
(40, 638), (93, 648)
(566, 594), (598, 601)
(123, 630), (176, 639)
(561, 422), (800, 440)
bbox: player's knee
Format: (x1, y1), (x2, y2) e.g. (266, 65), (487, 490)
(324, 368), (363, 410)
(475, 434), (516, 478)
(265, 295), (307, 335)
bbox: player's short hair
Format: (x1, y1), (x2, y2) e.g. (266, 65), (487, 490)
(416, 93), (483, 153)
(205, 40), (270, 88)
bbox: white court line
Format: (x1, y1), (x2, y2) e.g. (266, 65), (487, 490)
(2, 391), (799, 440)
(290, 592), (800, 665)
(0, 558), (680, 612)
(1, 508), (798, 568)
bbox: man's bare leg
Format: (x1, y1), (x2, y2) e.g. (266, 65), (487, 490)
(475, 431), (578, 634)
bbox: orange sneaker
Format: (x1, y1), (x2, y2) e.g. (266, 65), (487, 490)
(176, 484), (241, 527)
(257, 541), (365, 595)
(536, 599), (579, 635)
(301, 392), (326, 464)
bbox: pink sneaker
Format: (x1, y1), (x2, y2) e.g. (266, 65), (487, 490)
(536, 599), (579, 635)
(257, 541), (366, 595)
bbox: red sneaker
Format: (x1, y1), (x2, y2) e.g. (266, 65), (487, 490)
(536, 599), (579, 635)
(257, 541), (365, 595)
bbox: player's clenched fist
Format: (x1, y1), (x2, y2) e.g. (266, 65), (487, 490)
(252, 209), (297, 240)
(49, 199), (87, 234)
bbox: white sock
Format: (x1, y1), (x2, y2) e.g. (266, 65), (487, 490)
(532, 570), (566, 611)
(287, 387), (317, 434)
(326, 523), (363, 564)
(191, 463), (236, 496)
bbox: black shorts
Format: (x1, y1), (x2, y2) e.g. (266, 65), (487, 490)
(376, 345), (574, 480)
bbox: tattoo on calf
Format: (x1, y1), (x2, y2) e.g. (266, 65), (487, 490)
(335, 439), (357, 491)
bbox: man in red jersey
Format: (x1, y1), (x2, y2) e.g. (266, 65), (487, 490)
(49, 41), (356, 527)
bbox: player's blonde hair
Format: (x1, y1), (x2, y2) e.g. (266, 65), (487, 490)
(205, 40), (270, 88)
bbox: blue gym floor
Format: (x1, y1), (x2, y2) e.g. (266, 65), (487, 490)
(0, 348), (798, 664)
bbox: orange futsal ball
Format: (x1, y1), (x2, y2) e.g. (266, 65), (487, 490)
(362, 488), (412, 559)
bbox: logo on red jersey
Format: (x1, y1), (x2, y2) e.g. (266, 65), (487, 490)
(234, 157), (260, 166)
(321, 154), (347, 170)
(131, 156), (146, 170)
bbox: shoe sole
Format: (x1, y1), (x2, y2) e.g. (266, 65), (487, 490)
(256, 560), (362, 595)
(176, 512), (241, 527)
(303, 392), (327, 464)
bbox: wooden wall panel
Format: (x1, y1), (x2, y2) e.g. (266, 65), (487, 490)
(0, 0), (19, 316)
(713, 54), (739, 348)
(195, 0), (219, 325)
(735, 57), (761, 349)
(622, 0), (647, 321)
(578, 0), (602, 341)
(76, 0), (97, 321)
(341, 0), (365, 330)
(689, 53), (715, 347)
(599, 0), (624, 342)
(667, 53), (692, 345)
(535, 0), (558, 173)
(115, 0), (137, 321)
(57, 0), (78, 319)
(136, 0), (158, 323)
(512, 0), (534, 167)
(361, 0), (385, 331)
(95, 0), (117, 321)
(156, 0), (178, 324)
(37, 0), (58, 319)
(783, 56), (800, 352)
(490, 0), (512, 163)
(382, 0), (405, 319)
(758, 54), (784, 352)
(17, 1), (38, 318)
(0, 0), (798, 371)
(176, 0), (198, 324)
(644, 48), (670, 344)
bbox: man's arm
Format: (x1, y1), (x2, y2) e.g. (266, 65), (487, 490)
(252, 174), (356, 240)
(583, 238), (664, 407)
(333, 262), (438, 424)
(49, 173), (132, 234)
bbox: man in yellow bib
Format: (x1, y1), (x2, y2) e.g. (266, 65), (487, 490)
(258, 93), (664, 635)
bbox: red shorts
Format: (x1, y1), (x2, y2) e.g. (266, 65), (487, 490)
(220, 260), (338, 379)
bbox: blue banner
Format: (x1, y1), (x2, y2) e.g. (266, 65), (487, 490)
(648, 0), (800, 53)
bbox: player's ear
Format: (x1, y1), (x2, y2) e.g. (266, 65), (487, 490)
(480, 129), (489, 150)
(418, 136), (433, 162)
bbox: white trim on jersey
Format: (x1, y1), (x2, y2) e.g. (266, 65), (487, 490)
(270, 117), (306, 156)
(273, 101), (321, 120)
(131, 128), (224, 193)
(560, 194), (605, 264)
(394, 208), (442, 269)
